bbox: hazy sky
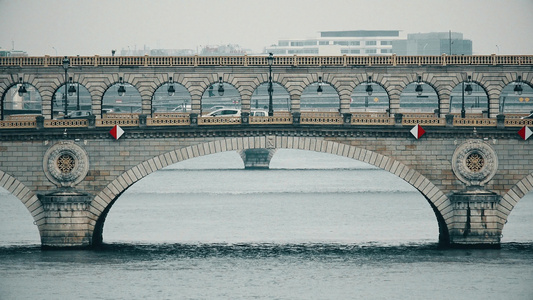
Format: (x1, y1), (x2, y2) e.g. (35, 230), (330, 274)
(1, 0), (532, 56)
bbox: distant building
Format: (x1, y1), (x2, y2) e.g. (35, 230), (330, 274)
(265, 30), (473, 56)
(0, 48), (28, 57)
(392, 32), (472, 55)
(265, 30), (404, 56)
(119, 44), (250, 56)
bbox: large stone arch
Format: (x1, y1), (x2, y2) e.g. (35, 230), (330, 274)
(88, 136), (452, 246)
(0, 169), (44, 228)
(499, 172), (533, 231)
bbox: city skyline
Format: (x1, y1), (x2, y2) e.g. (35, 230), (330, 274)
(1, 0), (532, 56)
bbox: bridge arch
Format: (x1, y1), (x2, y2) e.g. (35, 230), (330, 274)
(0, 170), (43, 228)
(350, 76), (391, 113)
(399, 75), (440, 113)
(251, 82), (291, 112)
(101, 78), (142, 114)
(301, 76), (340, 112)
(0, 75), (44, 120)
(499, 172), (533, 230)
(201, 76), (242, 112)
(89, 137), (452, 246)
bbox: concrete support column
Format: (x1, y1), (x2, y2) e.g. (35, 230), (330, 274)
(339, 93), (352, 114)
(238, 149), (277, 169)
(290, 94), (300, 112)
(388, 93), (400, 116)
(37, 190), (93, 249)
(241, 93), (251, 114)
(448, 192), (502, 248)
(92, 94), (103, 119)
(488, 94), (500, 118)
(191, 94), (202, 115)
(439, 92), (451, 115)
(141, 94), (152, 116)
(41, 94), (53, 120)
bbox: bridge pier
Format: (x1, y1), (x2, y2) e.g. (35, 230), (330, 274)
(238, 149), (277, 169)
(37, 189), (93, 249)
(448, 191), (502, 248)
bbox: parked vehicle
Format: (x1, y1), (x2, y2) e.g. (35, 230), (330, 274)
(64, 110), (92, 119)
(102, 108), (121, 114)
(250, 110), (268, 117)
(521, 112), (533, 119)
(202, 109), (241, 117)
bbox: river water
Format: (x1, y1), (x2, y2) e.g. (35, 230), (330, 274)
(1, 150), (532, 299)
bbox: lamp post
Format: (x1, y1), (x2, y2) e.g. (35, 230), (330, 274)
(62, 56), (70, 117)
(267, 53), (274, 116)
(461, 81), (466, 118)
(461, 76), (472, 118)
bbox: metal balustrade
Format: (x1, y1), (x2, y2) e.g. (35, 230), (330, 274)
(2, 55), (533, 67)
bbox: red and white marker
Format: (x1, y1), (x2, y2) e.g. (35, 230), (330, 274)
(410, 124), (426, 139)
(518, 126), (532, 140)
(109, 125), (124, 140)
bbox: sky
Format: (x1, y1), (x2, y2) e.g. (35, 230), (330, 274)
(0, 0), (532, 56)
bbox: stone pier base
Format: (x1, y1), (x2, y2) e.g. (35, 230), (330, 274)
(238, 149), (277, 169)
(448, 191), (502, 248)
(37, 189), (93, 249)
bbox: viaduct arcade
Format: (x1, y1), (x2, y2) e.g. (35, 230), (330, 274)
(1, 54), (533, 249)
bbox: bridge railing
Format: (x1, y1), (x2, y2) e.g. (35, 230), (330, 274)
(2, 112), (533, 129)
(2, 55), (533, 67)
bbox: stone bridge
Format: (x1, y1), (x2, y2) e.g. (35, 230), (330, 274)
(1, 55), (533, 249)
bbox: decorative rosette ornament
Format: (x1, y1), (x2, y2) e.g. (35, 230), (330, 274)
(451, 140), (498, 188)
(43, 141), (89, 188)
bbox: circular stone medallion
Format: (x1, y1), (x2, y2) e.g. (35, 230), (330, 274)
(451, 139), (498, 187)
(43, 141), (89, 187)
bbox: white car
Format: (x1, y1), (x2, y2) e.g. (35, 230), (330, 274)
(250, 110), (268, 117)
(203, 109), (241, 117)
(521, 112), (533, 119)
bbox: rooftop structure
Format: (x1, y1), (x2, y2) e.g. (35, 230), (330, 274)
(265, 30), (404, 56)
(392, 32), (472, 55)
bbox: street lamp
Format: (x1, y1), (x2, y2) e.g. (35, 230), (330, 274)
(461, 75), (471, 118)
(415, 76), (423, 96)
(317, 76), (323, 96)
(217, 77), (224, 96)
(17, 77), (27, 96)
(62, 56), (70, 116)
(68, 77), (76, 96)
(514, 76), (523, 95)
(117, 77), (126, 96)
(267, 53), (274, 116)
(167, 77), (175, 96)
(365, 76), (373, 96)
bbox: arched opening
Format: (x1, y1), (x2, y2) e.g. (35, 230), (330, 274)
(350, 82), (389, 113)
(499, 82), (533, 115)
(449, 82), (489, 116)
(400, 82), (439, 113)
(251, 82), (291, 113)
(300, 82), (339, 112)
(1, 82), (42, 120)
(152, 82), (191, 114)
(501, 190), (533, 243)
(99, 148), (440, 246)
(52, 82), (91, 119)
(102, 82), (142, 116)
(201, 81), (240, 115)
(0, 187), (40, 246)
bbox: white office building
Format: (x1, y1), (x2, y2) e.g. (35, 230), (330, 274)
(265, 30), (405, 56)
